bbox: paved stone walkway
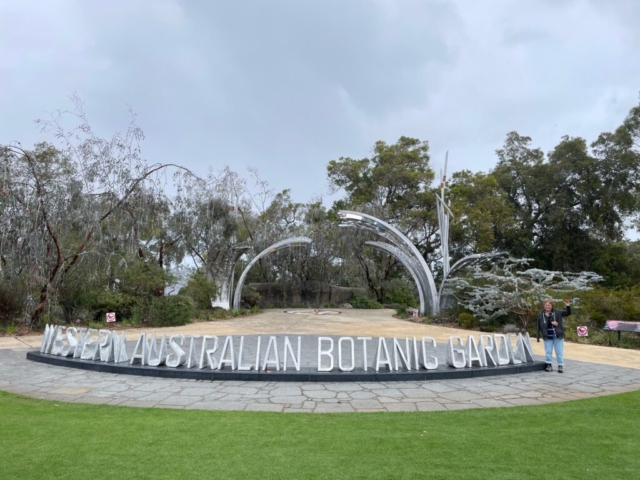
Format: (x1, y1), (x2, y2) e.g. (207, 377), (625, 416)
(2, 348), (639, 413)
(2, 310), (639, 412)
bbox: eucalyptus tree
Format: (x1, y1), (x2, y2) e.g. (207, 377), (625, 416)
(171, 172), (239, 307)
(0, 97), (193, 325)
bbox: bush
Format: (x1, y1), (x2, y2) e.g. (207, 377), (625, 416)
(179, 271), (216, 310)
(396, 305), (409, 319)
(211, 308), (228, 319)
(118, 261), (173, 300)
(457, 312), (477, 329)
(146, 295), (195, 327)
(383, 278), (418, 308)
(240, 285), (262, 309)
(87, 290), (141, 322)
(576, 287), (640, 327)
(479, 324), (497, 332)
(350, 293), (383, 309)
(0, 279), (26, 326)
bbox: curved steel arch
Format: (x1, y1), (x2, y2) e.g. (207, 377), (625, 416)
(211, 245), (252, 309)
(365, 241), (426, 315)
(232, 237), (312, 311)
(338, 211), (438, 315)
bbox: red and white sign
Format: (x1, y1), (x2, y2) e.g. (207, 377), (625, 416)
(412, 309), (419, 318)
(106, 312), (116, 323)
(577, 326), (588, 337)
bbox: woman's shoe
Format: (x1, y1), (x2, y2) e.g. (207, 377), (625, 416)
(558, 366), (564, 373)
(545, 364), (553, 372)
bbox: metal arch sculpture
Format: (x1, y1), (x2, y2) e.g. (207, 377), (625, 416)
(232, 237), (312, 311)
(365, 241), (426, 316)
(211, 245), (252, 310)
(338, 211), (439, 315)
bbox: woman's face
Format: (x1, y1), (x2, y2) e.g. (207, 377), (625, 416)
(544, 302), (553, 312)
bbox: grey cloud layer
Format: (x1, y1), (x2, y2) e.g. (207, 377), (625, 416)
(1, 0), (638, 202)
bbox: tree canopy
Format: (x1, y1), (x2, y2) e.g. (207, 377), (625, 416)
(3, 94), (640, 327)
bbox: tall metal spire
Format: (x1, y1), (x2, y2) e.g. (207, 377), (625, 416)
(436, 151), (454, 279)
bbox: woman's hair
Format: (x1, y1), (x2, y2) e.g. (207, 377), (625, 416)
(543, 298), (554, 308)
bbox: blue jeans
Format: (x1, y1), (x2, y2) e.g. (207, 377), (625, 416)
(544, 337), (564, 366)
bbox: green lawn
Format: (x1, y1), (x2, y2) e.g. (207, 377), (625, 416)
(1, 390), (638, 480)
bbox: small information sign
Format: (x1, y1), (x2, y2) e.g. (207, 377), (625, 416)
(106, 312), (116, 323)
(577, 326), (588, 337)
(412, 309), (419, 318)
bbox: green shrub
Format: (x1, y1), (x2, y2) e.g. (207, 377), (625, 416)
(88, 290), (141, 322)
(118, 261), (173, 300)
(147, 295), (195, 327)
(240, 285), (262, 309)
(576, 287), (640, 328)
(0, 279), (26, 326)
(396, 305), (409, 319)
(250, 306), (261, 314)
(211, 308), (229, 319)
(479, 324), (496, 332)
(350, 293), (383, 309)
(179, 271), (216, 310)
(383, 278), (418, 308)
(88, 321), (104, 330)
(458, 312), (478, 329)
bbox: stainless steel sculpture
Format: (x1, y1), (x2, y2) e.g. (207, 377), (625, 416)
(338, 154), (506, 316)
(232, 237), (312, 311)
(436, 152), (453, 279)
(211, 245), (252, 310)
(434, 155), (508, 308)
(365, 241), (426, 317)
(338, 211), (438, 315)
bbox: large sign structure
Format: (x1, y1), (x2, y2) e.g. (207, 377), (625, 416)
(29, 324), (543, 382)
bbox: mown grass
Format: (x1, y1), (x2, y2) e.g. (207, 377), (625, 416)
(1, 389), (638, 479)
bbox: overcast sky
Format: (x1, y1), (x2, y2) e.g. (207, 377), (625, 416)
(1, 0), (639, 205)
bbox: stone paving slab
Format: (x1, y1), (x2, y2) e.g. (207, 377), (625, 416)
(2, 347), (639, 413)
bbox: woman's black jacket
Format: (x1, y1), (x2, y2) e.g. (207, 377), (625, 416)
(536, 306), (571, 341)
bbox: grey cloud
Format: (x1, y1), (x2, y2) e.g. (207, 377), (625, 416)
(0, 0), (639, 206)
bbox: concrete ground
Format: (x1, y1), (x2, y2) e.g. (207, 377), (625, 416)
(1, 309), (639, 413)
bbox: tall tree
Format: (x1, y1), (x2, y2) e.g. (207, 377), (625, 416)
(0, 98), (191, 325)
(492, 98), (640, 280)
(327, 137), (437, 301)
(446, 170), (516, 257)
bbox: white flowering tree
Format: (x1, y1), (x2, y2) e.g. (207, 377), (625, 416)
(447, 257), (603, 330)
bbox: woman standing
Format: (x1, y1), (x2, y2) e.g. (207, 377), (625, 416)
(536, 299), (571, 373)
